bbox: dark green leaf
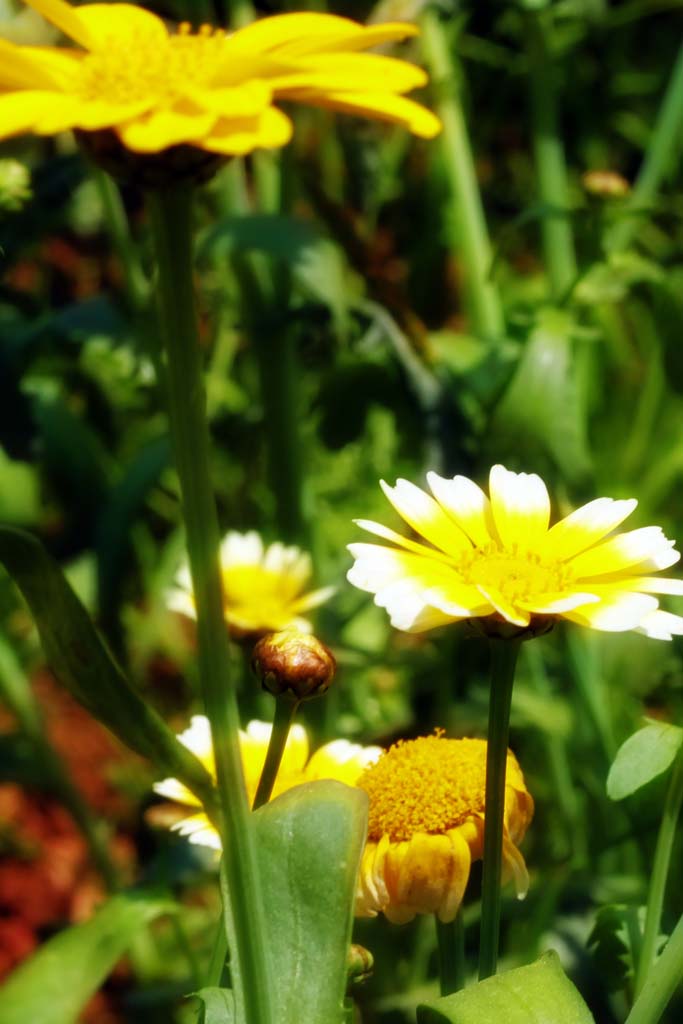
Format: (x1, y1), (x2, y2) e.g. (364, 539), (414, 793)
(587, 904), (642, 993)
(607, 721), (683, 800)
(0, 526), (216, 813)
(417, 950), (596, 1023)
(0, 892), (171, 1024)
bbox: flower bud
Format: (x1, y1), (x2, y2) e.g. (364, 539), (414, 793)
(0, 159), (31, 212)
(582, 169), (630, 198)
(346, 944), (374, 987)
(252, 628), (336, 702)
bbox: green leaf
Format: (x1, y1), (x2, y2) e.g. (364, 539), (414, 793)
(417, 950), (596, 1023)
(587, 904), (644, 994)
(607, 721), (683, 800)
(0, 892), (170, 1024)
(194, 987), (235, 1024)
(222, 780), (368, 1024)
(0, 526), (216, 812)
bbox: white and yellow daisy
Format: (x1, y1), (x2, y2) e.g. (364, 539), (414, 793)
(347, 465), (683, 638)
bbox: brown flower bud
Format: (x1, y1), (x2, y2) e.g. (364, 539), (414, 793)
(252, 628), (336, 702)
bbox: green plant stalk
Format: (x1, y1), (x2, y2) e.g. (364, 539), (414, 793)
(525, 10), (578, 299)
(479, 637), (522, 980)
(420, 9), (505, 341)
(93, 169), (149, 314)
(607, 42), (683, 253)
(635, 741), (683, 995)
(253, 698), (301, 810)
(626, 911), (683, 1024)
(436, 912), (465, 995)
(147, 184), (274, 1024)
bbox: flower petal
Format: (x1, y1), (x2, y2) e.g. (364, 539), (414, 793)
(202, 107), (293, 154)
(380, 479), (472, 557)
(73, 3), (168, 50)
(518, 592), (600, 614)
(426, 472), (496, 548)
(636, 609), (683, 640)
(488, 465), (551, 549)
(271, 53), (427, 96)
(540, 497), (638, 561)
(23, 0), (94, 49)
(153, 777), (200, 807)
(296, 89), (441, 138)
(353, 518), (451, 560)
(117, 108), (217, 153)
(570, 526), (679, 578)
(226, 14), (418, 59)
(476, 585), (529, 627)
(305, 740), (382, 785)
(564, 592), (659, 632)
(0, 39), (81, 89)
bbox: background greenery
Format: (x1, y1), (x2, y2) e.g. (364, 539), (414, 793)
(1, 0), (683, 1020)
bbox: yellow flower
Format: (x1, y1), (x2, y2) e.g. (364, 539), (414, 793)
(355, 733), (533, 923)
(167, 530), (334, 641)
(347, 465), (683, 638)
(154, 715), (382, 849)
(0, 0), (441, 155)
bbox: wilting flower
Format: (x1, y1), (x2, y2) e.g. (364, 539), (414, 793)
(154, 715), (381, 849)
(167, 531), (334, 641)
(356, 733), (532, 923)
(347, 465), (683, 639)
(0, 0), (441, 155)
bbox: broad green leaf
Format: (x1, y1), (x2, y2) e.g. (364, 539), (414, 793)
(0, 892), (171, 1024)
(607, 721), (683, 800)
(221, 780), (368, 1024)
(417, 950), (595, 1023)
(0, 526), (216, 813)
(195, 987), (235, 1024)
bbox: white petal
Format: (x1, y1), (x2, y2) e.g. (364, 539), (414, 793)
(540, 497), (638, 561)
(488, 465), (550, 549)
(636, 609), (683, 640)
(570, 527), (679, 578)
(564, 592), (659, 632)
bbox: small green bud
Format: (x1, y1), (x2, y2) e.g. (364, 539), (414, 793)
(252, 628), (336, 702)
(346, 944), (374, 987)
(0, 159), (31, 212)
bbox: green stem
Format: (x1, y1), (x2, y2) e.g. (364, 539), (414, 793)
(525, 10), (578, 299)
(436, 911), (466, 995)
(420, 9), (505, 341)
(606, 42), (683, 253)
(479, 637), (522, 980)
(93, 169), (148, 314)
(147, 184), (274, 1024)
(205, 911), (229, 987)
(253, 699), (300, 810)
(635, 741), (683, 995)
(626, 912), (683, 1024)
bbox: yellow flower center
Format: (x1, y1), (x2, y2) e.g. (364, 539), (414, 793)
(358, 734), (488, 842)
(458, 544), (573, 603)
(77, 24), (226, 106)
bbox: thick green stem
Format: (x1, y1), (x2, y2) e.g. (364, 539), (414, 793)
(436, 912), (465, 995)
(479, 637), (522, 980)
(147, 185), (274, 1024)
(606, 42), (683, 253)
(420, 9), (505, 341)
(626, 912), (683, 1024)
(635, 742), (683, 995)
(253, 699), (300, 810)
(525, 10), (578, 299)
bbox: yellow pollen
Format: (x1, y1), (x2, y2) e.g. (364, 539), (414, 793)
(457, 543), (572, 603)
(358, 734), (489, 842)
(77, 25), (227, 106)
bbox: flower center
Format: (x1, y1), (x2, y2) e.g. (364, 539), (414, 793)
(458, 544), (572, 602)
(77, 23), (226, 106)
(358, 734), (488, 842)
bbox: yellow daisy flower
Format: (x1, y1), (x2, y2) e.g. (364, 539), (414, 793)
(0, 0), (441, 155)
(167, 530), (334, 641)
(347, 465), (683, 639)
(355, 733), (533, 923)
(154, 714), (382, 849)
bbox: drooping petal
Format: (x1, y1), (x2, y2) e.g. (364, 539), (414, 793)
(380, 479), (472, 557)
(296, 89), (441, 139)
(476, 585), (530, 627)
(540, 497), (638, 561)
(202, 107), (293, 154)
(488, 465), (551, 549)
(426, 472), (496, 548)
(502, 833), (530, 899)
(118, 108), (217, 153)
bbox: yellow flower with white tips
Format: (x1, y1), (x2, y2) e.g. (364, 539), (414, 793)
(154, 715), (382, 849)
(167, 530), (334, 641)
(355, 733), (533, 923)
(0, 0), (440, 155)
(347, 465), (683, 638)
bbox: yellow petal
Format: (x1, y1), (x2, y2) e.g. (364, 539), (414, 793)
(353, 518), (453, 561)
(569, 526), (679, 578)
(564, 591), (659, 632)
(298, 88), (441, 138)
(305, 739), (382, 786)
(202, 107), (293, 154)
(380, 479), (472, 557)
(518, 591), (599, 614)
(502, 834), (530, 898)
(438, 829), (472, 923)
(187, 80), (272, 117)
(291, 585), (336, 613)
(153, 777), (201, 808)
(540, 497), (638, 562)
(426, 472), (497, 548)
(117, 107), (217, 153)
(226, 13), (418, 59)
(74, 3), (168, 49)
(476, 585), (529, 627)
(23, 0), (93, 49)
(0, 39), (81, 89)
(271, 53), (427, 96)
(488, 465), (551, 550)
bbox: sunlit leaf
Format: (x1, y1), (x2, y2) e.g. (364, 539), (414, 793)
(607, 721), (683, 800)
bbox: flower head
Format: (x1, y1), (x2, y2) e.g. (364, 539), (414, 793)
(167, 530), (334, 641)
(347, 465), (683, 639)
(355, 733), (533, 923)
(154, 715), (382, 849)
(0, 0), (440, 157)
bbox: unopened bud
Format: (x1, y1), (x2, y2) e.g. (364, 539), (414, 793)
(582, 170), (630, 198)
(0, 159), (31, 212)
(346, 944), (374, 987)
(252, 628), (336, 702)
